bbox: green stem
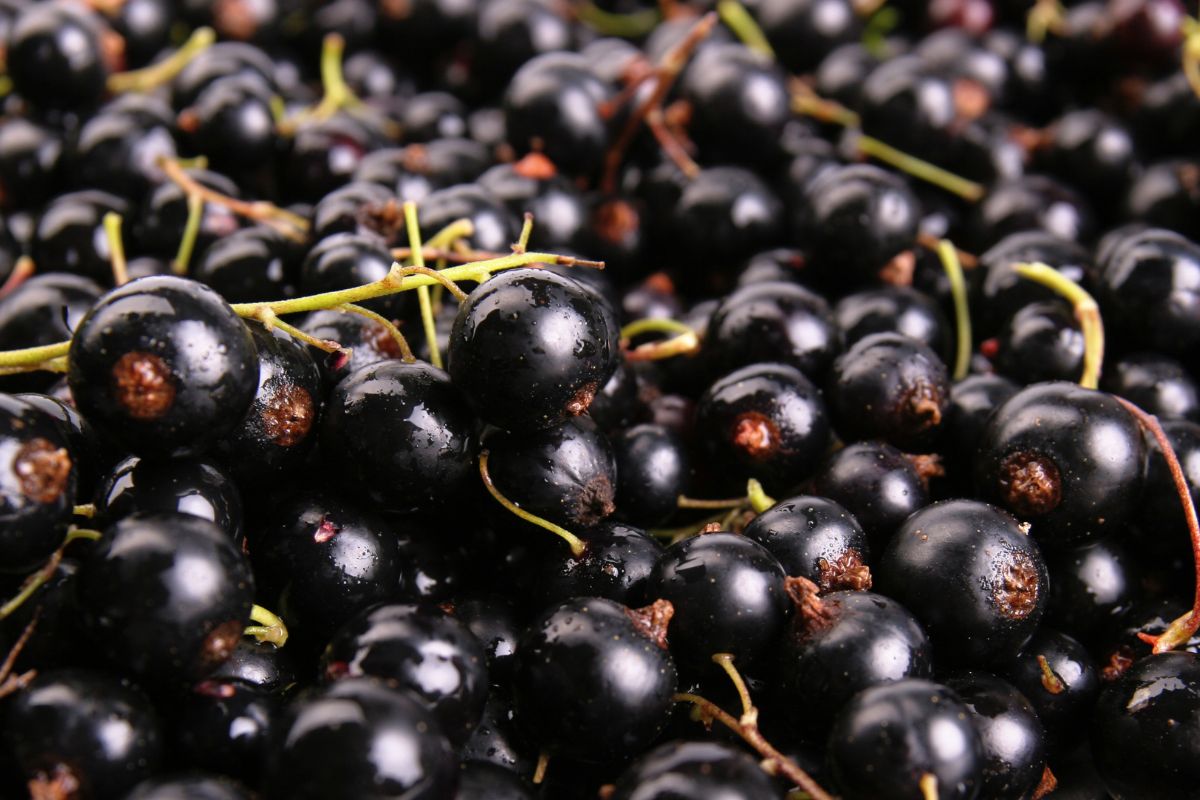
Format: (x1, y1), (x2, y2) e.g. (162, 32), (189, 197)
(515, 213), (534, 254)
(856, 134), (985, 202)
(172, 193), (205, 276)
(103, 212), (128, 286)
(244, 604), (289, 647)
(0, 341), (71, 370)
(624, 330), (700, 361)
(717, 0), (775, 58)
(620, 317), (695, 340)
(1012, 262), (1104, 389)
(0, 529), (101, 620)
(229, 250), (599, 319)
(936, 239), (972, 381)
(576, 1), (661, 36)
(72, 504), (96, 518)
(403, 201), (442, 369)
(746, 479), (775, 514)
(338, 303), (415, 363)
(479, 450), (586, 557)
(107, 27), (216, 93)
(253, 308), (346, 356)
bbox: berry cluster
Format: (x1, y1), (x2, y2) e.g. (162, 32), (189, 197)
(0, 0), (1199, 799)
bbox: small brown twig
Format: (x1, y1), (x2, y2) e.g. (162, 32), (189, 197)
(156, 157), (310, 242)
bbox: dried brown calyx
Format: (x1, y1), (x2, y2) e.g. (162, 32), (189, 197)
(993, 551), (1041, 620)
(575, 475), (616, 526)
(565, 382), (598, 417)
(28, 765), (80, 800)
(625, 598), (674, 649)
(998, 450), (1063, 516)
(732, 412), (780, 460)
(112, 351), (176, 420)
(900, 380), (944, 430)
(904, 453), (945, 490)
(878, 250), (915, 287)
(785, 576), (835, 633)
(14, 438), (72, 504)
(198, 619), (244, 673)
(261, 383), (316, 447)
(817, 550), (873, 593)
(513, 152), (557, 180)
(592, 199), (640, 247)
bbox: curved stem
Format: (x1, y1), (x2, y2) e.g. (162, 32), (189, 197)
(0, 529), (102, 620)
(790, 80), (861, 127)
(337, 303), (415, 363)
(620, 317), (694, 340)
(0, 611), (38, 700)
(936, 239), (972, 381)
(252, 308), (347, 357)
(1012, 262), (1103, 389)
(0, 256), (35, 300)
(103, 213), (128, 287)
(919, 774), (939, 800)
(479, 450), (586, 558)
(575, 1), (661, 36)
(716, 0), (775, 57)
(1114, 397), (1200, 654)
(674, 692), (834, 800)
(277, 34), (364, 135)
(624, 330), (700, 361)
(403, 201), (442, 369)
(601, 11), (718, 193)
(107, 27), (216, 93)
(712, 653), (755, 720)
(244, 604), (289, 647)
(157, 157), (310, 242)
(396, 266), (469, 303)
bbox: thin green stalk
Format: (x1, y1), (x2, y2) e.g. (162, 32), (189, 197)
(403, 202), (442, 368)
(620, 317), (695, 340)
(717, 0), (775, 58)
(103, 212), (128, 286)
(338, 303), (415, 363)
(172, 193), (205, 276)
(746, 479), (775, 514)
(856, 134), (985, 201)
(108, 27), (216, 93)
(576, 1), (660, 36)
(936, 239), (972, 381)
(479, 451), (586, 557)
(244, 604), (289, 646)
(1012, 262), (1103, 389)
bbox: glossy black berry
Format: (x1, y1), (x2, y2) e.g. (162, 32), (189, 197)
(827, 679), (983, 800)
(0, 273), (102, 394)
(993, 301), (1085, 385)
(322, 360), (476, 514)
(1045, 536), (1139, 644)
(835, 286), (950, 359)
(174, 679), (280, 785)
(609, 740), (779, 800)
(652, 531), (789, 668)
(828, 332), (950, 451)
(672, 166), (784, 268)
(696, 363), (831, 492)
(265, 678), (456, 800)
(1091, 652), (1200, 800)
(0, 394), (76, 574)
(876, 499), (1049, 667)
(2, 669), (163, 799)
(944, 672), (1047, 800)
(32, 190), (130, 284)
(68, 276), (260, 458)
(974, 382), (1146, 548)
(613, 424), (690, 528)
(214, 321), (323, 485)
(6, 1), (109, 110)
(707, 280), (842, 379)
(321, 603), (489, 745)
(522, 520), (663, 609)
(744, 496), (872, 592)
(193, 226), (296, 305)
(77, 513), (254, 683)
(483, 416), (618, 530)
(96, 455), (243, 542)
(457, 760), (537, 800)
(250, 492), (401, 644)
(512, 597), (677, 763)
(1001, 628), (1099, 753)
(774, 582), (934, 738)
(813, 441), (931, 551)
(449, 268), (618, 432)
(1102, 352), (1200, 423)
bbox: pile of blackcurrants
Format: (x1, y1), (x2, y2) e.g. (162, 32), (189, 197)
(1, 0), (1199, 797)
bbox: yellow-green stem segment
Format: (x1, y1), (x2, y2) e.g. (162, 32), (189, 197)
(479, 450), (586, 557)
(936, 239), (972, 381)
(403, 201), (442, 368)
(244, 604), (289, 647)
(1012, 262), (1104, 389)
